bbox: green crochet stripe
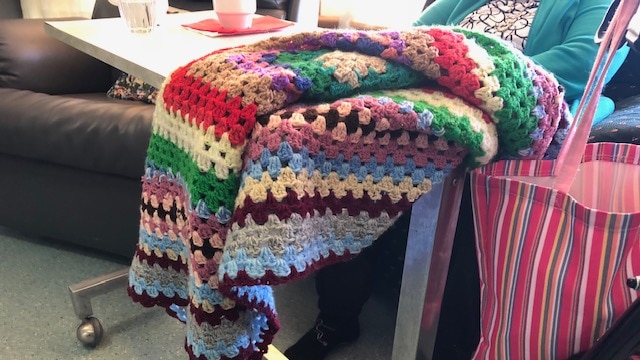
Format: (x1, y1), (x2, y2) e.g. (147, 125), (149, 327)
(370, 92), (486, 166)
(146, 134), (240, 211)
(273, 50), (425, 101)
(455, 29), (538, 157)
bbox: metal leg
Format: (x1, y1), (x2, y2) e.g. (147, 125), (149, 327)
(392, 167), (466, 360)
(69, 267), (130, 347)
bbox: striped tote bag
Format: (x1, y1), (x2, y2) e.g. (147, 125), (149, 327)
(470, 1), (640, 358)
(470, 143), (640, 359)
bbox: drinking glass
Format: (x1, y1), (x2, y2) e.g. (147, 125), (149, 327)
(118, 0), (157, 34)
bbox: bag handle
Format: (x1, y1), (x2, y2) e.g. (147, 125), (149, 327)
(552, 0), (640, 193)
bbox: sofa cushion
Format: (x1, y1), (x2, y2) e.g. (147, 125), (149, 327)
(92, 0), (121, 19)
(168, 0), (213, 11)
(0, 88), (154, 179)
(0, 19), (114, 94)
(0, 19), (112, 94)
(0, 0), (22, 18)
(257, 0), (289, 10)
(603, 47), (640, 102)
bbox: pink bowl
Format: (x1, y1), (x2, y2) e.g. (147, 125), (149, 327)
(216, 12), (254, 29)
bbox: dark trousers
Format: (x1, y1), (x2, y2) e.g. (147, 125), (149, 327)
(314, 178), (480, 359)
(316, 246), (377, 327)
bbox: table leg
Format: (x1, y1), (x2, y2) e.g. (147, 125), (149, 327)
(392, 167), (466, 360)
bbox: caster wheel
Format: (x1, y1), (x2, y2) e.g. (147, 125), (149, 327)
(76, 317), (103, 347)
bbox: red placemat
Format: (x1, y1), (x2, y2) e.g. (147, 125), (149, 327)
(183, 16), (294, 35)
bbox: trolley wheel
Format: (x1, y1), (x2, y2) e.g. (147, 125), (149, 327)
(76, 317), (103, 347)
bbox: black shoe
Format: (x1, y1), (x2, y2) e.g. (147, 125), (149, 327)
(283, 318), (360, 360)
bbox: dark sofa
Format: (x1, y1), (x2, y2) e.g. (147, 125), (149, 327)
(591, 48), (640, 144)
(0, 0), (314, 259)
(0, 8), (154, 259)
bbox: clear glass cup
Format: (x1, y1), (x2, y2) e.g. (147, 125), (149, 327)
(118, 0), (157, 34)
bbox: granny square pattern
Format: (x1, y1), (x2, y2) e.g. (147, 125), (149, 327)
(127, 26), (571, 360)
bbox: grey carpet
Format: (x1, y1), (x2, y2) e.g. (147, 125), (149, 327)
(0, 227), (396, 360)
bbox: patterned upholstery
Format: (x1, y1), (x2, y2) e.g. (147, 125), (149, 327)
(592, 48), (640, 145)
(590, 95), (640, 144)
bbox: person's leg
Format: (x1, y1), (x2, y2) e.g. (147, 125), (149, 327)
(283, 246), (377, 360)
(315, 248), (376, 331)
(284, 214), (407, 360)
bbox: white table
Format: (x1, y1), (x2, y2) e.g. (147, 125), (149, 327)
(48, 12), (314, 360)
(45, 11), (316, 88)
(48, 13), (464, 360)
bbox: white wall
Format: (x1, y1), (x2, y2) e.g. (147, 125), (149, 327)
(320, 0), (426, 28)
(20, 0), (97, 19)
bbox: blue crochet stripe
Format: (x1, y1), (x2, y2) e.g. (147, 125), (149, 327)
(245, 148), (453, 186)
(187, 276), (228, 306)
(233, 285), (275, 310)
(186, 310), (269, 359)
(128, 271), (189, 300)
(144, 161), (183, 183)
(138, 228), (188, 256)
(220, 231), (375, 280)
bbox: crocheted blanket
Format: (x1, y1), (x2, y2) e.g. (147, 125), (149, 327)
(127, 27), (570, 360)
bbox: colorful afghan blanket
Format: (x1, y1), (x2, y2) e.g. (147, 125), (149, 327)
(127, 26), (571, 359)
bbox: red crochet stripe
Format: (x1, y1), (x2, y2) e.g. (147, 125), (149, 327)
(161, 69), (258, 147)
(231, 190), (413, 227)
(161, 45), (237, 112)
(425, 28), (483, 106)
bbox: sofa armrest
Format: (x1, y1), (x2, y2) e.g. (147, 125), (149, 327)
(0, 0), (22, 19)
(0, 18), (114, 95)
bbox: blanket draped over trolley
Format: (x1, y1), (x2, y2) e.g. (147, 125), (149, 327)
(126, 26), (570, 359)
